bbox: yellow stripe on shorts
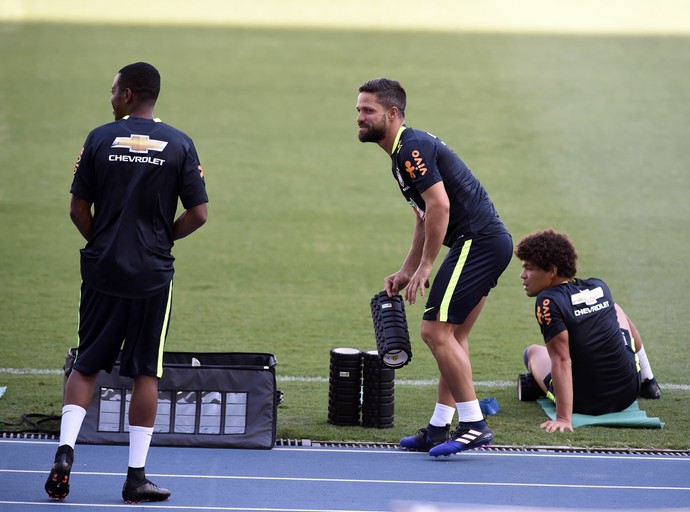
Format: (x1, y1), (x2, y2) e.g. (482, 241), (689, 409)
(157, 281), (174, 378)
(439, 239), (472, 322)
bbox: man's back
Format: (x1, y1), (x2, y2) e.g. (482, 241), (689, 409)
(391, 127), (508, 245)
(536, 278), (639, 414)
(71, 116), (208, 298)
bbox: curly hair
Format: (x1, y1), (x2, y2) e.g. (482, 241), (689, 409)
(514, 229), (578, 278)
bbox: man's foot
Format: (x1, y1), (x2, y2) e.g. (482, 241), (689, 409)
(400, 424), (449, 452)
(45, 445), (74, 500)
(640, 378), (661, 399)
(122, 478), (171, 503)
(429, 421), (493, 457)
(518, 373), (545, 401)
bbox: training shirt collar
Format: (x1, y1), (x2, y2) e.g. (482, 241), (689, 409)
(121, 115), (162, 122)
(390, 125), (407, 155)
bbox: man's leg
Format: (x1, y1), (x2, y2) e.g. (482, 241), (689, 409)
(399, 317), (474, 452)
(616, 304), (660, 399)
(128, 375), (158, 427)
(424, 296), (487, 404)
(423, 298), (494, 456)
(121, 376), (170, 503)
(45, 370), (99, 500)
(121, 281), (172, 504)
(423, 320), (475, 402)
(400, 300), (485, 452)
(525, 344), (552, 396)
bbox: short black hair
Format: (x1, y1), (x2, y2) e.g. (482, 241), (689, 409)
(515, 229), (578, 278)
(359, 78), (406, 117)
(118, 62), (160, 102)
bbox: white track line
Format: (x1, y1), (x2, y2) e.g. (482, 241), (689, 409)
(3, 469), (690, 492)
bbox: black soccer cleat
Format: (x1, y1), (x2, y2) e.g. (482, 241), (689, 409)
(45, 445), (74, 500)
(400, 424), (449, 452)
(640, 378), (661, 399)
(122, 478), (171, 503)
(429, 421), (494, 457)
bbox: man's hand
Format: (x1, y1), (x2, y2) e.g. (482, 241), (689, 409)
(404, 263), (431, 305)
(384, 271), (411, 297)
(540, 419), (573, 433)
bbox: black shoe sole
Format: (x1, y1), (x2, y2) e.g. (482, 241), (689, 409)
(45, 466), (71, 500)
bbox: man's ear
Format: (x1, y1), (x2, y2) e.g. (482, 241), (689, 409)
(123, 88), (134, 103)
(547, 265), (559, 278)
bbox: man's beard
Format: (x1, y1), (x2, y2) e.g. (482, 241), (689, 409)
(358, 119), (387, 143)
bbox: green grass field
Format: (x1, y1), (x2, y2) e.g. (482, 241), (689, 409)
(1, 22), (689, 450)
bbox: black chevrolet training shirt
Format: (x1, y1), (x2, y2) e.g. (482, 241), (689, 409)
(535, 277), (639, 414)
(70, 116), (208, 298)
(390, 126), (508, 246)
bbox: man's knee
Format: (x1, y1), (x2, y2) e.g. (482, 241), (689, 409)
(525, 344), (543, 356)
(524, 344), (543, 366)
(420, 322), (434, 347)
(421, 321), (454, 350)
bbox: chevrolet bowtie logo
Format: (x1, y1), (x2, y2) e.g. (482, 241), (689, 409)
(112, 134), (168, 154)
(571, 286), (604, 306)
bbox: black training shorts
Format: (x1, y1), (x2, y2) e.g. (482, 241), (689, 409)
(423, 232), (512, 324)
(72, 281), (173, 378)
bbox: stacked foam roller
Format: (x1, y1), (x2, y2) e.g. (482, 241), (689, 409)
(361, 350), (395, 428)
(370, 291), (412, 368)
(327, 348), (362, 426)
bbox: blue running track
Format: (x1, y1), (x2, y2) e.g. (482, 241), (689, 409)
(1, 438), (689, 511)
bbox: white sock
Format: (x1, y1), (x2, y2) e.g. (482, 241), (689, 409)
(637, 347), (654, 381)
(128, 425), (154, 468)
(429, 403), (455, 427)
(59, 404), (87, 448)
(456, 400), (484, 423)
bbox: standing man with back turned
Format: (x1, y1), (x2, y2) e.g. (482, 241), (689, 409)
(356, 78), (512, 457)
(45, 62), (208, 503)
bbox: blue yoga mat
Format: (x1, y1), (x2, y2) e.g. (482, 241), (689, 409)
(537, 399), (664, 428)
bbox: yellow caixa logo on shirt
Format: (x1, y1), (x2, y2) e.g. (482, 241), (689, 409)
(404, 149), (428, 179)
(536, 298), (552, 326)
(111, 134), (168, 154)
(73, 147), (84, 174)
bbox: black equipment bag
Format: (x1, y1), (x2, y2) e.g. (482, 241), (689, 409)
(64, 349), (278, 449)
